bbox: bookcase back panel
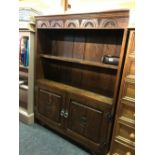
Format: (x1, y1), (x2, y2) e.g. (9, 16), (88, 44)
(42, 59), (117, 97)
(38, 29), (123, 63)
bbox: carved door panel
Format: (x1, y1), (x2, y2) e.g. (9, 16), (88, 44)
(37, 88), (65, 128)
(64, 93), (111, 147)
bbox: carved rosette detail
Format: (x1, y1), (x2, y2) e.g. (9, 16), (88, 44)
(100, 19), (118, 28)
(50, 20), (63, 28)
(37, 21), (50, 28)
(81, 19), (98, 28)
(65, 19), (79, 28)
(36, 17), (127, 29)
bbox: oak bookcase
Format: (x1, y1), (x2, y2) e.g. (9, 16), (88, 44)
(34, 10), (129, 155)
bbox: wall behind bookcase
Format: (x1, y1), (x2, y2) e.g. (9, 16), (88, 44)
(19, 0), (135, 15)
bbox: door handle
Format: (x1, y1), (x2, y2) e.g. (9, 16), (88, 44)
(60, 109), (65, 117)
(64, 111), (69, 118)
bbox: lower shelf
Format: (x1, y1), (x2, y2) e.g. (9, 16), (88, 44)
(37, 79), (113, 106)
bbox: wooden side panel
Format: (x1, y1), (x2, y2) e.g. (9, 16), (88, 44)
(110, 140), (134, 155)
(122, 81), (135, 100)
(109, 29), (135, 154)
(118, 100), (135, 122)
(115, 122), (135, 145)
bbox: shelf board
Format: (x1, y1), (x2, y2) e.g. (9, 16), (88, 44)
(19, 64), (28, 69)
(19, 71), (28, 79)
(40, 54), (118, 70)
(37, 79), (113, 106)
(19, 65), (29, 73)
(19, 84), (29, 90)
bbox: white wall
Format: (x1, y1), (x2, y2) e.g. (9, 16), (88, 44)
(19, 0), (135, 15)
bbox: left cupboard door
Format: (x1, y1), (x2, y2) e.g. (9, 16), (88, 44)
(36, 87), (65, 129)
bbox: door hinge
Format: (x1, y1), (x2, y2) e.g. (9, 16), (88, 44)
(105, 112), (114, 122)
(100, 141), (110, 152)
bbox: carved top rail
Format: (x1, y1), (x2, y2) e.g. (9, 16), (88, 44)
(35, 10), (129, 29)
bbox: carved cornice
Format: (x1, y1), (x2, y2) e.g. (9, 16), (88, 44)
(36, 10), (129, 29)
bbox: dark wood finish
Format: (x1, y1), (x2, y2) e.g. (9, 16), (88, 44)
(40, 54), (118, 70)
(34, 10), (129, 155)
(37, 29), (124, 97)
(109, 29), (135, 155)
(36, 79), (112, 155)
(36, 10), (129, 29)
(65, 93), (112, 154)
(37, 79), (113, 105)
(36, 85), (65, 130)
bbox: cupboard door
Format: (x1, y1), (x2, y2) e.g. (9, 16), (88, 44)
(37, 88), (64, 128)
(109, 29), (135, 154)
(65, 94), (112, 150)
(67, 100), (102, 143)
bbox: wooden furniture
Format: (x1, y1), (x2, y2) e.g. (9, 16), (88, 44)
(109, 28), (135, 155)
(19, 28), (35, 124)
(34, 10), (129, 155)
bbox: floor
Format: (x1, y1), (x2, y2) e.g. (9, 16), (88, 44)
(19, 121), (90, 155)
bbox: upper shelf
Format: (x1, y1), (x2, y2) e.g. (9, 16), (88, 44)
(40, 54), (118, 70)
(19, 71), (28, 79)
(19, 65), (29, 70)
(19, 65), (28, 74)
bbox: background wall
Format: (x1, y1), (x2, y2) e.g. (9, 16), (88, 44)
(19, 0), (135, 15)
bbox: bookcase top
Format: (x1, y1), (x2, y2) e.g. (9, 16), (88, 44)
(35, 9), (129, 19)
(35, 9), (129, 29)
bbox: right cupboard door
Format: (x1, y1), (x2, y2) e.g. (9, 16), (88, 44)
(65, 93), (112, 153)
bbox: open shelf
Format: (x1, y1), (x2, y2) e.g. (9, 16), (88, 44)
(19, 84), (29, 90)
(37, 79), (113, 106)
(19, 64), (29, 70)
(19, 71), (28, 79)
(40, 54), (118, 70)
